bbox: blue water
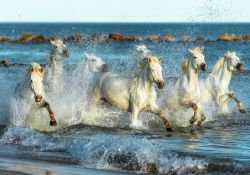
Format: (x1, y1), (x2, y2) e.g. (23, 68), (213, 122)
(0, 23), (250, 174)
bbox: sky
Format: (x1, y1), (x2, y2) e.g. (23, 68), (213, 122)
(0, 0), (249, 22)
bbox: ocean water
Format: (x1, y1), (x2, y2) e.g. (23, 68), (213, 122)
(0, 23), (250, 174)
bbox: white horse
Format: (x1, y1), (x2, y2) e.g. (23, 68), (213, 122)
(69, 53), (108, 110)
(90, 56), (172, 131)
(163, 47), (207, 126)
(45, 38), (69, 91)
(200, 51), (246, 116)
(15, 63), (57, 127)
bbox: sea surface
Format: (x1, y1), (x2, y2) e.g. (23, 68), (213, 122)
(0, 23), (250, 175)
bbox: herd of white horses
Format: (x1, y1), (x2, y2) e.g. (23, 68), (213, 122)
(14, 38), (246, 132)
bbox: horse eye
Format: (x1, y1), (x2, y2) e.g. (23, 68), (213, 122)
(30, 80), (33, 83)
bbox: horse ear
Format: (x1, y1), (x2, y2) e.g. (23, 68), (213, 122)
(85, 53), (90, 59)
(28, 67), (34, 75)
(40, 67), (44, 74)
(181, 59), (189, 72)
(200, 47), (205, 53)
(147, 57), (152, 64)
(50, 39), (56, 45)
(157, 57), (161, 63)
(189, 49), (194, 55)
(225, 51), (231, 59)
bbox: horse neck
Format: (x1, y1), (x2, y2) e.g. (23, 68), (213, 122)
(77, 60), (94, 83)
(137, 65), (154, 90)
(49, 50), (63, 65)
(211, 61), (232, 89)
(182, 61), (199, 86)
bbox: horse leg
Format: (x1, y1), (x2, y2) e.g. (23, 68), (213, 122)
(89, 86), (101, 110)
(228, 92), (246, 114)
(149, 104), (172, 132)
(130, 107), (141, 128)
(185, 102), (199, 125)
(197, 104), (206, 126)
(42, 101), (57, 126)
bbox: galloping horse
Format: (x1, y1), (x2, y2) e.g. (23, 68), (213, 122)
(69, 53), (108, 110)
(90, 56), (172, 131)
(200, 51), (246, 116)
(45, 38), (69, 91)
(15, 63), (57, 127)
(163, 47), (207, 126)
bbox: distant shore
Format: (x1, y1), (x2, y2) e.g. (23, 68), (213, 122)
(0, 32), (250, 44)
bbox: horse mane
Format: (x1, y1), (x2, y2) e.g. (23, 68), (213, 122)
(181, 58), (189, 73)
(129, 56), (159, 96)
(211, 57), (226, 75)
(137, 57), (150, 70)
(137, 55), (160, 70)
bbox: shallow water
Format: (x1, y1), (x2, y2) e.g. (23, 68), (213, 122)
(0, 23), (250, 174)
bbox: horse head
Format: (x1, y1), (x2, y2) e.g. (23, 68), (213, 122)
(50, 38), (70, 59)
(135, 45), (150, 56)
(28, 63), (45, 102)
(182, 47), (207, 73)
(225, 51), (243, 72)
(147, 56), (165, 89)
(134, 45), (151, 70)
(84, 53), (108, 72)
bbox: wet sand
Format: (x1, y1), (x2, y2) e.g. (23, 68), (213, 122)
(0, 157), (130, 175)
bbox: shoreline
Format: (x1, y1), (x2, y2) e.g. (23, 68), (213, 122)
(0, 156), (130, 175)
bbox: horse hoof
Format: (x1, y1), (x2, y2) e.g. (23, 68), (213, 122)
(130, 120), (145, 130)
(190, 116), (197, 124)
(164, 122), (172, 132)
(240, 109), (246, 114)
(166, 127), (173, 132)
(197, 120), (202, 126)
(50, 120), (57, 126)
(201, 115), (206, 122)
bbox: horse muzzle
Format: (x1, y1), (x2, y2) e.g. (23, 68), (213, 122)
(157, 81), (165, 89)
(63, 50), (70, 58)
(101, 64), (109, 72)
(200, 63), (208, 72)
(236, 63), (243, 72)
(35, 95), (43, 102)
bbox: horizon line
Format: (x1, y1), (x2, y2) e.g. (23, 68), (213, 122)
(0, 21), (250, 24)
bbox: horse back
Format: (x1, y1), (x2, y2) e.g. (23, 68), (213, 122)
(98, 72), (130, 110)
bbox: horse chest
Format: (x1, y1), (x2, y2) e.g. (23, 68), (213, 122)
(180, 84), (200, 102)
(137, 89), (155, 108)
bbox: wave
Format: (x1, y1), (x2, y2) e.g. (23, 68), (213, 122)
(1, 122), (250, 174)
(0, 126), (207, 174)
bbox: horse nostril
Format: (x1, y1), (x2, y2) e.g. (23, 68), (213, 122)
(35, 95), (42, 102)
(157, 81), (165, 89)
(102, 64), (109, 72)
(236, 63), (243, 72)
(200, 63), (208, 72)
